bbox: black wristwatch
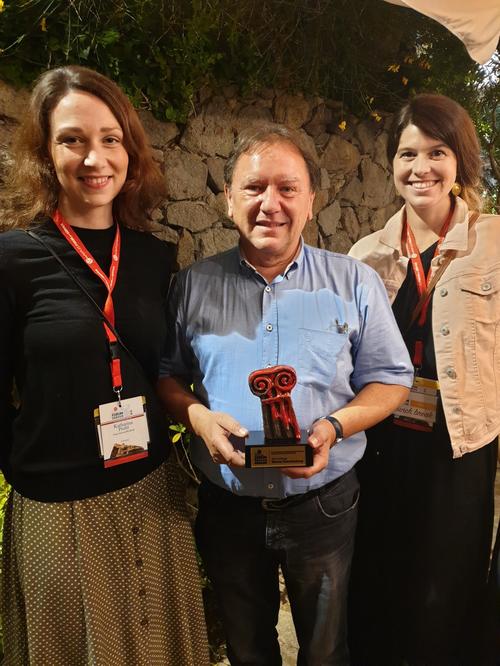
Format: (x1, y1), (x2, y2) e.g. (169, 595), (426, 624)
(316, 415), (344, 444)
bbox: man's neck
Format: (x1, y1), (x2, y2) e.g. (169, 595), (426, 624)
(240, 243), (301, 283)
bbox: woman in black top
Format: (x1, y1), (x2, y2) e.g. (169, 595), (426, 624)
(0, 65), (209, 665)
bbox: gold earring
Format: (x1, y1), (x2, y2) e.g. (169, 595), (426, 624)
(451, 182), (462, 197)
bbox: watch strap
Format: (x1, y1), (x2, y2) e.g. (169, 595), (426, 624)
(318, 415), (344, 444)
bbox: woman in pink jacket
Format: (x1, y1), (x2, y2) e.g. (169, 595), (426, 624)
(348, 93), (499, 666)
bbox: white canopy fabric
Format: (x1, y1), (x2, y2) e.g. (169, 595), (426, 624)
(385, 0), (500, 64)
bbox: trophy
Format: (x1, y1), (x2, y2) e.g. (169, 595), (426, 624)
(244, 365), (313, 468)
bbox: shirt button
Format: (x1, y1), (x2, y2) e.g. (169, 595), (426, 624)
(481, 282), (492, 292)
(132, 526), (139, 535)
(440, 325), (450, 336)
(136, 558), (143, 568)
(267, 483), (274, 490)
(265, 286), (271, 293)
(452, 407), (461, 414)
(266, 323), (273, 332)
(445, 367), (457, 379)
(138, 588), (146, 597)
(440, 288), (448, 297)
(141, 617), (148, 626)
(128, 493), (136, 503)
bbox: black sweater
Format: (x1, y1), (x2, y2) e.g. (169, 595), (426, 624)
(0, 220), (174, 502)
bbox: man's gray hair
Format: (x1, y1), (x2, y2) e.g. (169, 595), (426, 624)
(224, 124), (320, 192)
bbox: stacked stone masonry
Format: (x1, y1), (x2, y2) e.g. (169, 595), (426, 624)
(0, 81), (401, 267)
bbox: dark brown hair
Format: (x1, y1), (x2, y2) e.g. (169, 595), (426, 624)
(3, 65), (165, 229)
(224, 124), (320, 193)
(387, 93), (482, 211)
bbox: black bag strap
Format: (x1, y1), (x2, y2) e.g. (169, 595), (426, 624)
(25, 228), (136, 363)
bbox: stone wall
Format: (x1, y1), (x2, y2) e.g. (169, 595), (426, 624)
(0, 80), (401, 267)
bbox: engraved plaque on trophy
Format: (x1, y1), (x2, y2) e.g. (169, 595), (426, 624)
(244, 365), (313, 469)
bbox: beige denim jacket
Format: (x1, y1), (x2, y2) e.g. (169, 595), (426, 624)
(349, 197), (500, 457)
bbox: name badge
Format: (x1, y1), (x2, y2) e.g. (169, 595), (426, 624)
(94, 395), (150, 467)
(393, 376), (439, 432)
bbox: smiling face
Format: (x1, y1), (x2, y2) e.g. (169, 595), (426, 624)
(49, 91), (129, 225)
(225, 141), (315, 274)
(393, 123), (457, 219)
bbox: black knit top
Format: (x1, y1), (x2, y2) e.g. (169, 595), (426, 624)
(0, 220), (174, 502)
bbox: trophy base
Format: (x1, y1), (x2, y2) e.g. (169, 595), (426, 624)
(244, 430), (313, 468)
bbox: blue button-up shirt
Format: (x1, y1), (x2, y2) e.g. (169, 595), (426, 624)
(161, 243), (413, 498)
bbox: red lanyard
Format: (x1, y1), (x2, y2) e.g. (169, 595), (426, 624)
(404, 206), (454, 368)
(52, 210), (123, 399)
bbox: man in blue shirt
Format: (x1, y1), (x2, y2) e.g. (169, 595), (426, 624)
(158, 125), (412, 665)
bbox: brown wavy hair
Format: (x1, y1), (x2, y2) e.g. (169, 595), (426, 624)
(387, 93), (483, 212)
(3, 65), (166, 229)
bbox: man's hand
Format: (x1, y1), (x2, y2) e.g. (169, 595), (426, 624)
(280, 382), (410, 479)
(280, 419), (335, 479)
(190, 404), (248, 467)
(157, 377), (248, 467)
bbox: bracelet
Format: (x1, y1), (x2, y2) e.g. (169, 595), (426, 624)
(315, 415), (344, 444)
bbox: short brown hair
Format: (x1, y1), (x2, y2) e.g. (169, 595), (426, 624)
(224, 124), (320, 193)
(387, 93), (482, 211)
(3, 65), (165, 229)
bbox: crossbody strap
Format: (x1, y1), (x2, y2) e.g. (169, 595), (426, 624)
(25, 229), (136, 363)
(407, 211), (480, 330)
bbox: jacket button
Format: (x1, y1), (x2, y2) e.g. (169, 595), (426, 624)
(445, 367), (457, 379)
(441, 325), (450, 336)
(440, 288), (448, 297)
(481, 282), (492, 292)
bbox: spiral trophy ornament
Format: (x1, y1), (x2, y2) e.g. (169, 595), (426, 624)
(245, 365), (312, 468)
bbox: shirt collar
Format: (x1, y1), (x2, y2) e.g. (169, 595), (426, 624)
(380, 197), (471, 256)
(238, 238), (304, 281)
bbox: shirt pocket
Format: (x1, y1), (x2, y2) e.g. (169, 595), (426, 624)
(459, 272), (500, 324)
(297, 328), (349, 389)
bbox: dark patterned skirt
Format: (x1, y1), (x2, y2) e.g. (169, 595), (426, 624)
(1, 461), (210, 666)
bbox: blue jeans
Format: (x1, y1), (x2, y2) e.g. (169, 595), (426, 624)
(195, 469), (359, 666)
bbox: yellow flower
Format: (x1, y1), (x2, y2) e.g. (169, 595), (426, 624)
(40, 16), (47, 32)
(338, 120), (347, 132)
(402, 76), (409, 86)
(387, 64), (400, 73)
(371, 111), (382, 123)
(0, 0), (5, 12)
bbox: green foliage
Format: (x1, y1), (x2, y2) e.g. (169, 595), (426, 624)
(0, 0), (497, 204)
(0, 0), (475, 119)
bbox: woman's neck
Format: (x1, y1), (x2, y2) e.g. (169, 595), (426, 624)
(405, 199), (453, 253)
(57, 200), (114, 230)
